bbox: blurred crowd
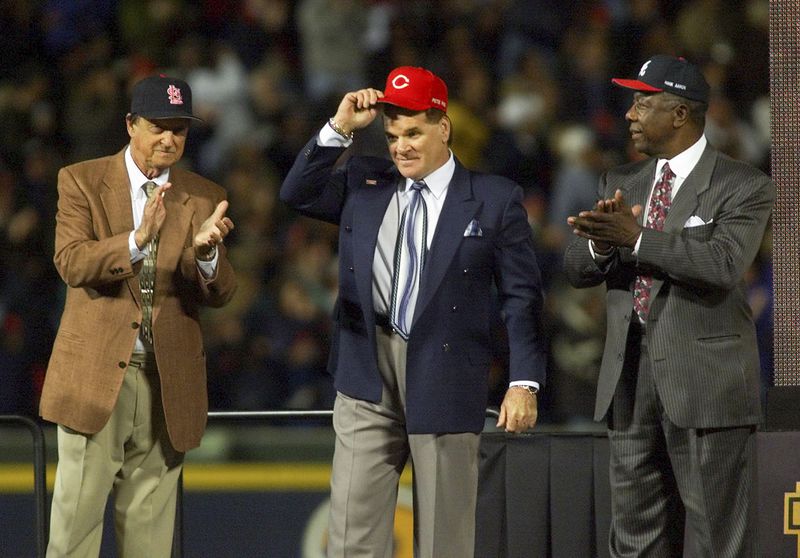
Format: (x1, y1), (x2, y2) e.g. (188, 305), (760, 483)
(0, 0), (773, 425)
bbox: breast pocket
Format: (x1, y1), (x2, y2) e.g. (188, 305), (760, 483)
(458, 230), (494, 268)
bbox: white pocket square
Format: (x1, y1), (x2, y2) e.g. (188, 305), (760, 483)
(684, 215), (712, 228)
(464, 219), (483, 237)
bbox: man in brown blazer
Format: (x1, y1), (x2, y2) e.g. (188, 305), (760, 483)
(564, 56), (773, 556)
(40, 75), (236, 557)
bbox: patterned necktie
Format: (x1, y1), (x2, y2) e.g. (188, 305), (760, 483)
(633, 162), (675, 322)
(140, 181), (158, 343)
(390, 180), (428, 339)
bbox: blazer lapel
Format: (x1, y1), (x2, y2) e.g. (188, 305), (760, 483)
(413, 161), (480, 324)
(663, 146), (716, 234)
(649, 146), (717, 301)
(101, 151), (135, 237)
(621, 160), (659, 227)
(353, 172), (399, 315)
(100, 151), (141, 304)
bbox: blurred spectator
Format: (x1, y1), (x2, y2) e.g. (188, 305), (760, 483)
(296, 0), (368, 105)
(0, 0), (772, 423)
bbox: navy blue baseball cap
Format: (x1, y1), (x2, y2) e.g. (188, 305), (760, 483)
(612, 55), (710, 103)
(130, 75), (203, 121)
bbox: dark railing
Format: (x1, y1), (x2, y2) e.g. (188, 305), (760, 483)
(171, 407), (501, 558)
(0, 415), (49, 558)
(2, 408), (502, 558)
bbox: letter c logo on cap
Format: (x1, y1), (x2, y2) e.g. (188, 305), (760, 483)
(639, 60), (651, 77)
(392, 75), (410, 89)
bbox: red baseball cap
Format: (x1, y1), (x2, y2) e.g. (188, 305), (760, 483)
(377, 66), (448, 113)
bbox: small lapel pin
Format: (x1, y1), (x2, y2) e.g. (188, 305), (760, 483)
(365, 178), (377, 185)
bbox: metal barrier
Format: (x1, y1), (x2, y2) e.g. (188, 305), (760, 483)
(172, 408), (501, 558)
(0, 415), (49, 558)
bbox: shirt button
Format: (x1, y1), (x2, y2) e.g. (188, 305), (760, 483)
(118, 362), (127, 369)
(451, 306), (457, 312)
(442, 343), (450, 352)
(131, 322), (140, 329)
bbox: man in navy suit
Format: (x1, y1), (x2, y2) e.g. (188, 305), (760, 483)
(280, 66), (546, 558)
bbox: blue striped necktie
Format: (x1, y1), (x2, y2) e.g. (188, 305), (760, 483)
(390, 180), (428, 339)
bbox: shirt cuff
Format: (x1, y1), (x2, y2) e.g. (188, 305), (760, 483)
(632, 232), (643, 256)
(318, 122), (353, 147)
(510, 380), (540, 393)
(129, 231), (147, 263)
(588, 240), (615, 262)
(196, 247), (218, 279)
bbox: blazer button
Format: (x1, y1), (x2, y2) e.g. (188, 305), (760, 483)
(131, 322), (140, 329)
(442, 343), (450, 352)
(451, 305), (457, 312)
(118, 361), (127, 369)
(348, 266), (354, 272)
(462, 268), (469, 275)
(344, 225), (352, 232)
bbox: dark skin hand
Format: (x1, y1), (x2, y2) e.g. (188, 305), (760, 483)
(567, 189), (644, 249)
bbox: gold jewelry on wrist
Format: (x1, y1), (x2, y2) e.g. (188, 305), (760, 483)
(512, 385), (538, 397)
(328, 118), (353, 140)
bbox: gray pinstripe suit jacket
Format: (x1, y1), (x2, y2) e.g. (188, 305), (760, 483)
(564, 144), (774, 429)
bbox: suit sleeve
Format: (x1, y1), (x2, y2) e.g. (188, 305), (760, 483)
(177, 187), (237, 308)
(53, 166), (137, 288)
(494, 183), (547, 386)
(279, 136), (349, 224)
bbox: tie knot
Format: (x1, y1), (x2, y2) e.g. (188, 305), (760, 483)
(660, 162), (675, 182)
(143, 181), (157, 198)
(410, 180), (426, 193)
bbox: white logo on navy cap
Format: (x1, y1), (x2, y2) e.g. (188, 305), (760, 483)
(639, 60), (651, 77)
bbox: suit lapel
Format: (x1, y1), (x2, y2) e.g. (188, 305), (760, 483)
(353, 172), (399, 315)
(620, 160), (658, 227)
(413, 162), (480, 323)
(101, 151), (140, 304)
(663, 146), (717, 234)
(101, 151), (135, 237)
(649, 146), (717, 301)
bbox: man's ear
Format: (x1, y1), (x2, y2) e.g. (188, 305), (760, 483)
(440, 115), (451, 143)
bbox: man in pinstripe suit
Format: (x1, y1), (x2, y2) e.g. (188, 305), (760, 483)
(564, 55), (774, 557)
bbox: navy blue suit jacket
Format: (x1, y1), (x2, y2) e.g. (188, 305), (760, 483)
(280, 138), (546, 434)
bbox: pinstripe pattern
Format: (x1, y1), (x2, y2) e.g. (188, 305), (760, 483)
(564, 145), (774, 557)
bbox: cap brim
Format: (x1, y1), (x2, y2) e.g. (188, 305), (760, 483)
(377, 96), (434, 112)
(611, 78), (663, 93)
(137, 111), (204, 123)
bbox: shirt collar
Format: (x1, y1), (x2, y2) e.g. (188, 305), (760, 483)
(403, 151), (455, 200)
(125, 146), (170, 197)
(657, 135), (707, 181)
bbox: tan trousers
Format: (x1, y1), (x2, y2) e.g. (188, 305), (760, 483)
(327, 328), (480, 558)
(47, 353), (184, 558)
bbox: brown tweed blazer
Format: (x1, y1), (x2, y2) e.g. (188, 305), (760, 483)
(40, 148), (236, 452)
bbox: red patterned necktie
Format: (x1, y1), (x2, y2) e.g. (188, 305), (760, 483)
(632, 162), (674, 322)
